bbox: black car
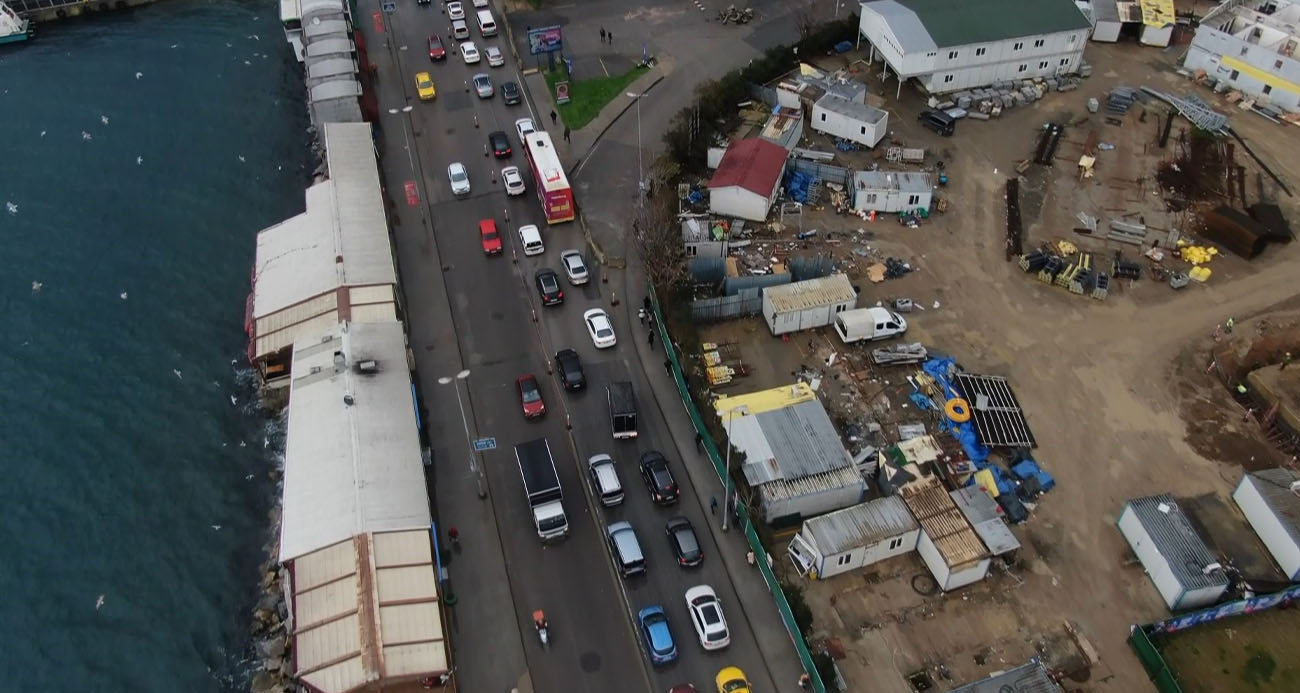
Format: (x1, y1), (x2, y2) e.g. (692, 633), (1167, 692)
(639, 450), (679, 505)
(554, 349), (586, 391)
(535, 268), (563, 306)
(501, 81), (521, 105)
(665, 516), (702, 567)
(489, 130), (512, 159)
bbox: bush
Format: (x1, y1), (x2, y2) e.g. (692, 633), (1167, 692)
(781, 579), (815, 639)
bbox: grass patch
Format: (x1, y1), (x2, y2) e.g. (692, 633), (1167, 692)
(543, 65), (648, 131)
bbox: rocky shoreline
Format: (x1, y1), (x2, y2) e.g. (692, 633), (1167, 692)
(249, 468), (292, 693)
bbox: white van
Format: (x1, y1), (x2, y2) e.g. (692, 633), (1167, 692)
(833, 307), (907, 344)
(587, 454), (624, 507)
(476, 9), (498, 37)
(519, 224), (544, 256)
(451, 18), (470, 40)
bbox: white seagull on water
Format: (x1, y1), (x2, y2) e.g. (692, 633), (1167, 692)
(135, 71), (143, 79)
(5, 202), (16, 215)
(120, 291), (128, 300)
(101, 115), (109, 125)
(95, 594), (105, 610)
(137, 156), (143, 165)
(173, 369), (183, 380)
(82, 131), (93, 141)
(32, 281), (42, 293)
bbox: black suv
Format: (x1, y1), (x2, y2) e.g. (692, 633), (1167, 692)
(665, 516), (702, 567)
(501, 81), (521, 105)
(639, 450), (679, 505)
(535, 268), (563, 306)
(489, 130), (512, 158)
(554, 349), (586, 391)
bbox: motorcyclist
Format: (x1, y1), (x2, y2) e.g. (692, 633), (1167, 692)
(533, 609), (548, 631)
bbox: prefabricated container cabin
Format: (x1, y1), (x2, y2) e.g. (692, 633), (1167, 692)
(1233, 468), (1300, 581)
(761, 274), (857, 336)
(787, 496), (920, 579)
(1117, 494), (1230, 611)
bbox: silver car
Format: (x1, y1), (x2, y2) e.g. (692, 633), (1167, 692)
(515, 117), (536, 140)
(447, 162), (470, 196)
(473, 73), (494, 98)
(560, 249), (589, 285)
(486, 45), (505, 67)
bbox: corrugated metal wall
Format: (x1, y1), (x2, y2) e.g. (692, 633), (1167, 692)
(690, 289), (764, 323)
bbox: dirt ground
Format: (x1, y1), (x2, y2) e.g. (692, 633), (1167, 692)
(691, 38), (1300, 693)
(1157, 606), (1300, 693)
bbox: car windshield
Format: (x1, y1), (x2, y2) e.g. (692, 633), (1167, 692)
(596, 326), (613, 338)
(541, 275), (556, 290)
(419, 78), (431, 87)
(721, 681), (748, 693)
(483, 230), (498, 240)
(520, 381), (540, 402)
(476, 77), (489, 86)
(451, 168), (466, 182)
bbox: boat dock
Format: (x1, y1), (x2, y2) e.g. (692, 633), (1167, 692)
(8, 0), (158, 23)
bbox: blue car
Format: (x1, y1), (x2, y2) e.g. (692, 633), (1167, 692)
(637, 605), (678, 665)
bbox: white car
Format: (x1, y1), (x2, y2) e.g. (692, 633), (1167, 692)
(446, 1), (465, 20)
(447, 162), (470, 196)
(560, 249), (589, 285)
(486, 45), (505, 67)
(684, 585), (730, 651)
(583, 308), (616, 349)
(515, 117), (536, 141)
(502, 166), (526, 196)
(471, 0), (487, 6)
(459, 41), (480, 64)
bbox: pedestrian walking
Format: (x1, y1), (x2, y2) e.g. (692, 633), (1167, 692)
(709, 495), (718, 514)
(607, 30), (612, 44)
(1282, 352), (1293, 371)
(648, 330), (655, 348)
(798, 674), (811, 689)
(447, 526), (460, 548)
(1213, 324), (1223, 342)
(664, 358), (673, 376)
(695, 432), (704, 452)
(600, 27), (606, 43)
(550, 109), (557, 125)
(638, 307), (647, 324)
(1226, 317), (1236, 334)
(642, 296), (651, 312)
(563, 126), (571, 142)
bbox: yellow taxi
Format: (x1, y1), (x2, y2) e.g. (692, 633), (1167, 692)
(715, 667), (751, 693)
(415, 71), (436, 101)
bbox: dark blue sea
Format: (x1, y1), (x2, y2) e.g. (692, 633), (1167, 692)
(0, 2), (310, 689)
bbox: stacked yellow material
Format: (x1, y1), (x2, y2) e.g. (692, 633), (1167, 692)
(1189, 266), (1213, 282)
(1176, 243), (1218, 265)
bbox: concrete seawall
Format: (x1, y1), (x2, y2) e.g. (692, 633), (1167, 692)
(10, 0), (158, 23)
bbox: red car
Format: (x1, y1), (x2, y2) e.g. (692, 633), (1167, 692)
(428, 35), (446, 61)
(517, 374), (546, 419)
(479, 219), (502, 255)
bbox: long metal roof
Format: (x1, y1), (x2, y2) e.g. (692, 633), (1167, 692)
(1123, 494), (1229, 593)
(805, 496), (918, 554)
(815, 93), (888, 124)
(279, 321), (429, 562)
(948, 658), (1062, 693)
(732, 398), (855, 484)
(1240, 468), (1300, 547)
(863, 0), (937, 53)
(855, 170), (932, 193)
(901, 477), (988, 568)
(763, 274), (856, 315)
(887, 0), (1090, 49)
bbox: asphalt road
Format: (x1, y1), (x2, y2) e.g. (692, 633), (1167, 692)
(368, 1), (791, 691)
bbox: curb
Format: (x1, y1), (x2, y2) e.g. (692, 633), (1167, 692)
(568, 72), (666, 178)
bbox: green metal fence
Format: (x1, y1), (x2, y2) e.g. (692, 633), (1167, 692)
(649, 286), (826, 693)
(1128, 626), (1184, 693)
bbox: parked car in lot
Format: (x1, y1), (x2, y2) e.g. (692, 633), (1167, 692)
(414, 71), (436, 101)
(583, 308), (616, 348)
(639, 450), (679, 504)
(685, 585), (730, 650)
(560, 249), (589, 285)
(486, 45), (504, 67)
(515, 117), (536, 140)
(488, 130), (511, 158)
(459, 40), (479, 63)
(428, 34), (446, 60)
(446, 1), (465, 20)
(516, 374), (546, 419)
(665, 516), (702, 567)
(472, 72), (494, 98)
(534, 268), (564, 306)
(501, 81), (521, 105)
(502, 166), (525, 196)
(478, 218), (501, 255)
(638, 606), (678, 665)
(715, 667), (751, 693)
(554, 348), (585, 391)
(447, 162), (470, 196)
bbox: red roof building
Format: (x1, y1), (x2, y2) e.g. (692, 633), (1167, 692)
(707, 138), (788, 221)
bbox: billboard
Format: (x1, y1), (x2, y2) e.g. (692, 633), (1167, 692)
(528, 25), (563, 55)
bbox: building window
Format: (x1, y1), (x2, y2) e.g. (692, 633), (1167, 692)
(836, 554), (851, 566)
(1018, 64), (1028, 73)
(1039, 60), (1049, 69)
(1013, 41), (1024, 50)
(860, 126), (867, 134)
(1060, 58), (1070, 66)
(686, 245), (697, 257)
(888, 537), (904, 551)
(866, 193), (877, 204)
(820, 112), (827, 122)
(975, 47), (986, 56)
(1230, 70), (1240, 80)
(943, 74), (954, 83)
(907, 194), (920, 205)
(1276, 60), (1285, 70)
(948, 50), (958, 59)
(1240, 46), (1249, 56)
(1034, 38), (1044, 47)
(1264, 85), (1273, 95)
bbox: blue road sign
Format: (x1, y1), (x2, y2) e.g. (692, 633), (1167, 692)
(473, 437), (497, 452)
(381, 1), (397, 12)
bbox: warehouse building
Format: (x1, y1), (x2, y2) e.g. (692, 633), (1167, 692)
(1233, 468), (1300, 581)
(1183, 0), (1300, 114)
(787, 496), (920, 579)
(279, 320), (452, 692)
(1117, 494), (1230, 611)
(247, 122), (400, 385)
(715, 383), (867, 525)
(857, 0), (1092, 95)
(707, 138), (789, 221)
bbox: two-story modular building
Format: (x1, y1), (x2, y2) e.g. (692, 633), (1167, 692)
(1184, 0), (1300, 114)
(857, 0), (1092, 96)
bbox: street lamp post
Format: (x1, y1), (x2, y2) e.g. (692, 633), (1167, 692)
(626, 91), (645, 203)
(720, 404), (749, 532)
(439, 369), (487, 499)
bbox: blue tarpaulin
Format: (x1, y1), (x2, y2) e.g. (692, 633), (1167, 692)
(920, 358), (989, 464)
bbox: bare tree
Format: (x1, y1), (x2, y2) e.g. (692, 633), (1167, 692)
(632, 178), (689, 296)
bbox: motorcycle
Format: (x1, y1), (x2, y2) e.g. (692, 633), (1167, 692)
(533, 609), (550, 647)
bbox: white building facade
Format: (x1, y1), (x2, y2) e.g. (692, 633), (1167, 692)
(858, 0), (1092, 95)
(1183, 0), (1300, 113)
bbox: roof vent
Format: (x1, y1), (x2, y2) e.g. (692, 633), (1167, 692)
(343, 394), (355, 406)
(356, 359), (378, 374)
(1202, 562), (1223, 575)
(310, 366), (322, 375)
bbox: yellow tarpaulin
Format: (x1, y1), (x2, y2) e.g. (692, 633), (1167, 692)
(974, 468), (999, 497)
(1138, 0), (1174, 27)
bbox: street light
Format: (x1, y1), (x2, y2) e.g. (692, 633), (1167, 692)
(626, 91), (646, 202)
(438, 369), (486, 499)
(719, 403), (749, 532)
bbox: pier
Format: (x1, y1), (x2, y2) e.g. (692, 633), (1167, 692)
(9, 0), (156, 23)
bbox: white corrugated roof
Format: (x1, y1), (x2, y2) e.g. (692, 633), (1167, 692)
(815, 94), (888, 124)
(292, 530), (448, 691)
(764, 274), (856, 314)
(855, 170), (932, 193)
(279, 321), (429, 562)
(805, 496), (918, 554)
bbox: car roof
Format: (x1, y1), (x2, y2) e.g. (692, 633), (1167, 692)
(556, 347), (578, 359)
(478, 218), (496, 230)
(641, 450), (665, 464)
